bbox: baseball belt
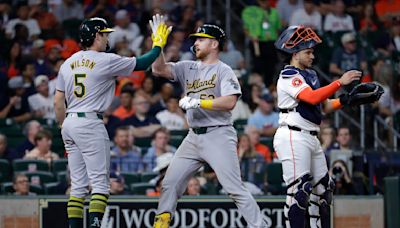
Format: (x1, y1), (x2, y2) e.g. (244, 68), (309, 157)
(66, 112), (103, 120)
(191, 125), (231, 135)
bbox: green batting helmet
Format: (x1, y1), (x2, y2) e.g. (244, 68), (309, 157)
(79, 17), (115, 48)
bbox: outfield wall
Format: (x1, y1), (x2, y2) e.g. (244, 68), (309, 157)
(0, 195), (383, 228)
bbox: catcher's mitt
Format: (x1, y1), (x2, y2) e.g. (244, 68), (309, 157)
(339, 82), (384, 106)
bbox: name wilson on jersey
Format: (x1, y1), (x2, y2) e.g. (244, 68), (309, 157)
(186, 74), (216, 94)
(70, 58), (96, 70)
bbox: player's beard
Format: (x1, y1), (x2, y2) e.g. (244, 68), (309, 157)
(195, 49), (206, 60)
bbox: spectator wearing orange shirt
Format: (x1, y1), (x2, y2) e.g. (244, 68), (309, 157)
(245, 125), (272, 163)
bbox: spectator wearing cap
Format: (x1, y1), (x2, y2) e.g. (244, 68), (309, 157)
(53, 0), (84, 23)
(289, 0), (322, 31)
(329, 32), (368, 90)
(0, 76), (31, 123)
(28, 75), (55, 122)
(24, 129), (59, 165)
(142, 128), (176, 172)
(247, 93), (279, 137)
(109, 172), (128, 195)
(5, 2), (41, 40)
(276, 0), (304, 28)
(31, 39), (53, 76)
(323, 0), (355, 33)
(108, 9), (143, 56)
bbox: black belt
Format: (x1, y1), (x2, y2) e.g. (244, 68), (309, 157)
(287, 125), (318, 136)
(280, 108), (296, 113)
(191, 125), (230, 135)
(66, 112), (103, 120)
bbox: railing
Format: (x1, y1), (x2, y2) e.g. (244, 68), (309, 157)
(374, 115), (400, 151)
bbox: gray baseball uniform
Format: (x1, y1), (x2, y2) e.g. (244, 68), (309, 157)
(56, 50), (136, 197)
(156, 60), (267, 227)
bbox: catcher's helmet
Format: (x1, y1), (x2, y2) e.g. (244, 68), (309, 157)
(274, 26), (321, 54)
(189, 24), (226, 50)
(79, 17), (115, 48)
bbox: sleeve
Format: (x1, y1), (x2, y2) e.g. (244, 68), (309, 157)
(107, 53), (136, 77)
(27, 95), (36, 111)
(323, 14), (332, 32)
(348, 15), (355, 31)
(171, 61), (190, 83)
(330, 48), (341, 65)
(29, 20), (41, 36)
(56, 71), (65, 92)
(278, 70), (309, 98)
(289, 11), (299, 26)
(220, 67), (242, 97)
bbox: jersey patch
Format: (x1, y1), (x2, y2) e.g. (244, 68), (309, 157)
(281, 69), (299, 79)
(292, 77), (303, 87)
(228, 78), (240, 90)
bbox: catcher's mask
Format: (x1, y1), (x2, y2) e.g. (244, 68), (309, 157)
(79, 17), (115, 49)
(189, 24), (226, 52)
(274, 25), (321, 54)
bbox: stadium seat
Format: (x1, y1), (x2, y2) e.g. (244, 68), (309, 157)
(234, 119), (248, 133)
(25, 171), (55, 185)
(266, 163), (284, 195)
(201, 182), (218, 195)
(120, 172), (140, 186)
(2, 127), (23, 137)
(30, 184), (44, 195)
(13, 159), (50, 172)
(44, 182), (64, 195)
(170, 130), (189, 137)
(52, 159), (68, 174)
(260, 137), (274, 152)
(7, 137), (26, 148)
(1, 182), (13, 195)
(57, 171), (68, 183)
(134, 137), (152, 147)
(140, 172), (158, 182)
(130, 183), (155, 195)
(0, 159), (11, 182)
(51, 138), (65, 155)
(169, 136), (184, 147)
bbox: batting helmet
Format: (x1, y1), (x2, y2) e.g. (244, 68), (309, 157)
(189, 24), (226, 50)
(79, 17), (115, 48)
(274, 26), (321, 54)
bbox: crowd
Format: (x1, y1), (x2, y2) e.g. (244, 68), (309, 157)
(0, 0), (399, 196)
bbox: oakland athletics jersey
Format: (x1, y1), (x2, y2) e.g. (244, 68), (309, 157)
(56, 50), (136, 113)
(171, 60), (241, 127)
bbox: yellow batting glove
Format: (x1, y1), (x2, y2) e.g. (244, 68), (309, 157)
(152, 23), (172, 48)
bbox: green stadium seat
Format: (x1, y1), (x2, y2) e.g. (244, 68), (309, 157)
(0, 159), (11, 182)
(260, 137), (274, 152)
(2, 127), (23, 137)
(234, 119), (248, 132)
(52, 158), (68, 174)
(30, 184), (44, 195)
(170, 130), (188, 137)
(134, 137), (152, 147)
(0, 182), (43, 195)
(13, 159), (50, 172)
(169, 136), (184, 147)
(0, 118), (15, 127)
(266, 163), (284, 195)
(25, 171), (55, 185)
(57, 171), (68, 183)
(130, 182), (155, 195)
(51, 138), (65, 155)
(140, 172), (158, 182)
(120, 172), (140, 185)
(201, 182), (218, 195)
(7, 137), (26, 148)
(44, 182), (63, 195)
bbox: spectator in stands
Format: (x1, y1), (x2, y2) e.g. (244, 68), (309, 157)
(24, 129), (59, 164)
(53, 0), (84, 23)
(377, 63), (396, 118)
(30, 1), (58, 38)
(374, 0), (400, 24)
(359, 3), (381, 35)
(237, 133), (263, 161)
(19, 59), (37, 96)
(375, 16), (400, 57)
(276, 0), (304, 27)
(0, 0), (11, 32)
(247, 93), (279, 137)
(329, 32), (367, 90)
(237, 133), (264, 183)
(107, 86), (135, 139)
(231, 72), (252, 121)
(323, 0), (355, 33)
(123, 92), (161, 138)
(245, 125), (273, 163)
(31, 39), (53, 76)
(0, 133), (14, 161)
(109, 172), (128, 195)
(142, 128), (176, 172)
(220, 40), (246, 72)
(13, 173), (36, 196)
(5, 2), (41, 40)
(147, 174), (164, 197)
(149, 82), (175, 115)
(242, 0), (281, 87)
(185, 177), (201, 196)
(138, 76), (160, 105)
(320, 126), (335, 157)
(12, 23), (32, 56)
(289, 0), (322, 31)
(164, 44), (182, 63)
(331, 126), (354, 151)
(5, 42), (22, 78)
(28, 75), (55, 122)
(110, 126), (142, 173)
(155, 96), (188, 130)
(329, 159), (355, 195)
(0, 76), (31, 123)
(108, 9), (143, 56)
(14, 120), (42, 158)
(84, 0), (116, 23)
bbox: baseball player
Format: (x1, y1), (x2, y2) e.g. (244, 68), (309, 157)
(273, 25), (362, 228)
(151, 16), (267, 228)
(54, 16), (171, 228)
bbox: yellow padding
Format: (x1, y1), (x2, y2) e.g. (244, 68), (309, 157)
(91, 194), (108, 201)
(67, 207), (83, 218)
(69, 196), (85, 202)
(89, 202), (106, 213)
(68, 202), (84, 208)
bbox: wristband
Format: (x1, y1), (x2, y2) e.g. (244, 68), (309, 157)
(332, 98), (343, 110)
(200, 100), (213, 110)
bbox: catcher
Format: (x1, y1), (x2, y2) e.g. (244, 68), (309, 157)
(273, 25), (383, 228)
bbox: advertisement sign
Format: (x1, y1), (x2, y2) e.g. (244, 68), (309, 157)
(40, 197), (286, 228)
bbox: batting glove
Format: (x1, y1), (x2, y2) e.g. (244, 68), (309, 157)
(179, 96), (200, 110)
(149, 14), (172, 48)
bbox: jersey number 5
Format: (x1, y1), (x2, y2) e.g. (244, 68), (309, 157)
(74, 74), (86, 98)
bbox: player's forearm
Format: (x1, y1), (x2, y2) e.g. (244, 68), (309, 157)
(151, 51), (173, 80)
(297, 80), (341, 105)
(201, 95), (238, 111)
(54, 91), (66, 127)
(13, 113), (32, 123)
(135, 46), (161, 71)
